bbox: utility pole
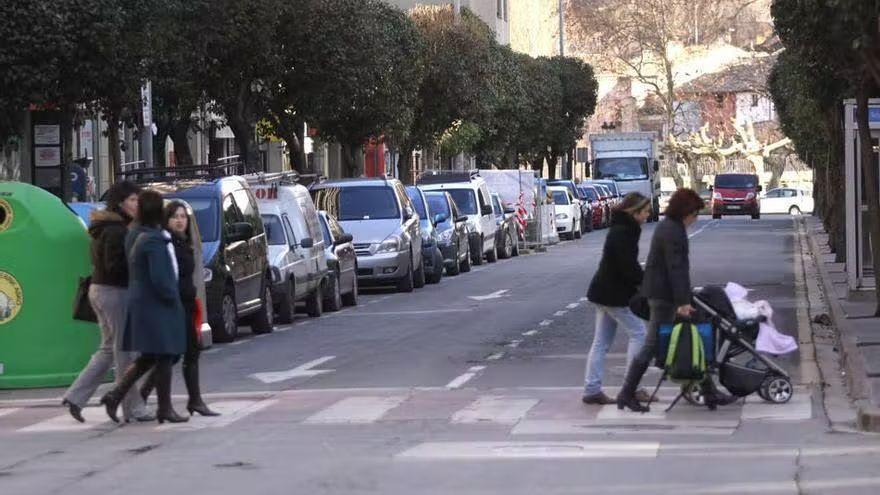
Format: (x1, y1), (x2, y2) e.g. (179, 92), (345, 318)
(558, 0), (572, 180)
(558, 0), (565, 57)
(140, 81), (154, 168)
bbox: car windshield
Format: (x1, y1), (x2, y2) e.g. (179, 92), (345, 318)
(446, 189), (477, 215)
(551, 191), (570, 205)
(715, 175), (757, 189)
(171, 197), (218, 242)
(312, 186), (400, 221)
(261, 214), (287, 245)
(581, 188), (598, 201)
(594, 157), (649, 181)
(425, 192), (450, 220)
(406, 187), (428, 219)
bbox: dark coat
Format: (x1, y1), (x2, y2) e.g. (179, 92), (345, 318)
(171, 233), (197, 341)
(643, 218), (692, 306)
(587, 210), (644, 307)
(88, 210), (129, 287)
(122, 226), (186, 355)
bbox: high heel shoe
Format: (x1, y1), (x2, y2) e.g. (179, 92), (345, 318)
(62, 399), (85, 423)
(157, 410), (189, 424)
(616, 395), (650, 413)
(187, 402), (220, 417)
(100, 393), (121, 423)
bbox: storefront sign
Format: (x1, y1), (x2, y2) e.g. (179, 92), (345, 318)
(33, 125), (60, 146)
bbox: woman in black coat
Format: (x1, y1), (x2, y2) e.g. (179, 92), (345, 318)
(582, 193), (652, 405)
(140, 202), (219, 416)
(100, 191), (189, 424)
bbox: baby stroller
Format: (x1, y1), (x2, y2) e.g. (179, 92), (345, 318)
(658, 286), (794, 410)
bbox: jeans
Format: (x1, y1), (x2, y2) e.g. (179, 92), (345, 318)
(584, 304), (647, 396)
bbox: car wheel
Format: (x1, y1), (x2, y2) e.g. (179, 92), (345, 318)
(305, 282), (323, 317)
(460, 242), (472, 273)
(486, 239), (498, 263)
(752, 212), (761, 220)
(573, 220), (582, 239)
(342, 273), (358, 307)
(789, 206), (801, 216)
(396, 259), (415, 293)
(447, 244), (461, 276)
(501, 231), (514, 259)
(712, 214), (722, 220)
(471, 236), (484, 265)
(323, 273), (343, 312)
(427, 249), (443, 284)
(276, 279), (296, 324)
(413, 254), (427, 288)
(584, 215), (593, 233)
(210, 286), (239, 343)
(249, 282), (274, 334)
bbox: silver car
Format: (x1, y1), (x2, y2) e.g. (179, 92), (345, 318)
(310, 178), (425, 293)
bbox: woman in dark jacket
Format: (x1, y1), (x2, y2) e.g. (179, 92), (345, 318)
(582, 193), (652, 405)
(140, 202), (219, 416)
(616, 189), (733, 412)
(62, 181), (153, 423)
(100, 191), (188, 424)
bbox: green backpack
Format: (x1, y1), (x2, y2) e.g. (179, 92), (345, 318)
(664, 322), (707, 384)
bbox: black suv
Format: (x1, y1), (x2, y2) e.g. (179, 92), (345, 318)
(149, 176), (273, 342)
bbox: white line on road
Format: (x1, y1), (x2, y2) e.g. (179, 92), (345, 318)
(688, 220), (718, 239)
(579, 297), (588, 302)
(445, 366), (486, 390)
(329, 309), (471, 317)
(397, 441), (660, 459)
(305, 396), (407, 424)
(451, 396), (539, 424)
(522, 330), (539, 336)
(554, 310), (568, 316)
(506, 340), (522, 348)
(0, 408), (20, 418)
(539, 320), (553, 327)
(566, 303), (580, 309)
(468, 289), (510, 301)
(229, 340), (247, 346)
(250, 356), (336, 384)
(486, 352), (505, 361)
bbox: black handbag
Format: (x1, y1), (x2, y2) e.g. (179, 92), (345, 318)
(628, 292), (650, 321)
(72, 276), (98, 322)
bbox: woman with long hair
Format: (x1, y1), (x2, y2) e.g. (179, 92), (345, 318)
(582, 193), (652, 405)
(100, 190), (188, 424)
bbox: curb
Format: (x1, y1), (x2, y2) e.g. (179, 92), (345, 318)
(802, 217), (880, 431)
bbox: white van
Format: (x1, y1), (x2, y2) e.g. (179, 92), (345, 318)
(247, 174), (330, 321)
(417, 171), (498, 265)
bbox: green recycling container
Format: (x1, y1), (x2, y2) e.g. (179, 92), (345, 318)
(0, 181), (100, 389)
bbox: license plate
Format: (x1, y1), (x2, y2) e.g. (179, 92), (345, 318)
(727, 205), (741, 210)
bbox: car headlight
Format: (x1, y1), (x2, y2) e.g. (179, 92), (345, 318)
(745, 192), (756, 200)
(438, 229), (454, 242)
(373, 236), (400, 254)
(713, 192), (722, 200)
(203, 267), (213, 283)
(556, 213), (569, 220)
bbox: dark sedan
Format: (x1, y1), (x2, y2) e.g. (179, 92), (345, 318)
(423, 190), (471, 276)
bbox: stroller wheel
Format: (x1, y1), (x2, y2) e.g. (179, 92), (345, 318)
(683, 383), (705, 406)
(761, 376), (793, 404)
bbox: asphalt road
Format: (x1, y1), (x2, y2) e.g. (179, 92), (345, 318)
(2, 216), (880, 495)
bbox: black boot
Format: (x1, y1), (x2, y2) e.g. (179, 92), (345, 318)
(62, 399), (85, 423)
(616, 358), (651, 413)
(154, 360), (188, 424)
(183, 360), (220, 417)
(700, 378), (736, 411)
(100, 358), (153, 423)
(139, 369), (155, 404)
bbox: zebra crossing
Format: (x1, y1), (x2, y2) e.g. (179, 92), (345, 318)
(0, 386), (814, 438)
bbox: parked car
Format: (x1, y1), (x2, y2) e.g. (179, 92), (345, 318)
(406, 186), (444, 284)
(68, 200), (213, 348)
(310, 178), (425, 292)
(547, 179), (590, 235)
(549, 186), (581, 240)
(760, 188), (814, 215)
(248, 176), (330, 319)
(423, 190), (471, 275)
(318, 211), (358, 307)
(592, 183), (613, 227)
(490, 192), (520, 259)
(711, 173), (762, 219)
(151, 177), (273, 343)
(417, 171), (498, 265)
(593, 180), (622, 208)
(578, 185), (604, 230)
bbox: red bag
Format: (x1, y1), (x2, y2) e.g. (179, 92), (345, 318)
(192, 297), (204, 345)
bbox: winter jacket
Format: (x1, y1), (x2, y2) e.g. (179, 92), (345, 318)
(122, 225), (186, 355)
(643, 218), (692, 306)
(587, 210), (644, 307)
(88, 210), (129, 287)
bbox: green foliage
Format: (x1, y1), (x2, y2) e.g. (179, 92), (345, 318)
(440, 121), (483, 157)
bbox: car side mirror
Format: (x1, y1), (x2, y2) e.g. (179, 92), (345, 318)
(455, 215), (468, 223)
(481, 205), (493, 216)
(227, 222), (254, 243)
(336, 233), (353, 245)
(432, 213), (449, 226)
(653, 160), (660, 172)
(299, 237), (314, 249)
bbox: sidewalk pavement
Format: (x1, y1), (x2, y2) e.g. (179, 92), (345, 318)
(804, 216), (880, 431)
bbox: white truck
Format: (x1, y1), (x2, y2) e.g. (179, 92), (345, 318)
(589, 132), (661, 222)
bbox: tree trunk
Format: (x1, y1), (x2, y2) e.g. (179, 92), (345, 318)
(546, 153), (558, 180)
(290, 120), (307, 172)
(398, 145), (416, 185)
(171, 119), (194, 166)
(153, 128), (168, 168)
(106, 114), (121, 183)
(341, 143), (362, 177)
(229, 117), (259, 174)
(856, 79), (880, 316)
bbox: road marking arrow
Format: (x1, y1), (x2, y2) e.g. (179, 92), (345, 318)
(250, 356), (336, 384)
(468, 289), (509, 301)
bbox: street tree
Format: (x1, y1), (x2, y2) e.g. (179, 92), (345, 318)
(517, 56), (563, 172)
(542, 56), (598, 180)
(199, 0), (284, 172)
(772, 0), (880, 315)
(273, 0), (423, 177)
(567, 0), (757, 184)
